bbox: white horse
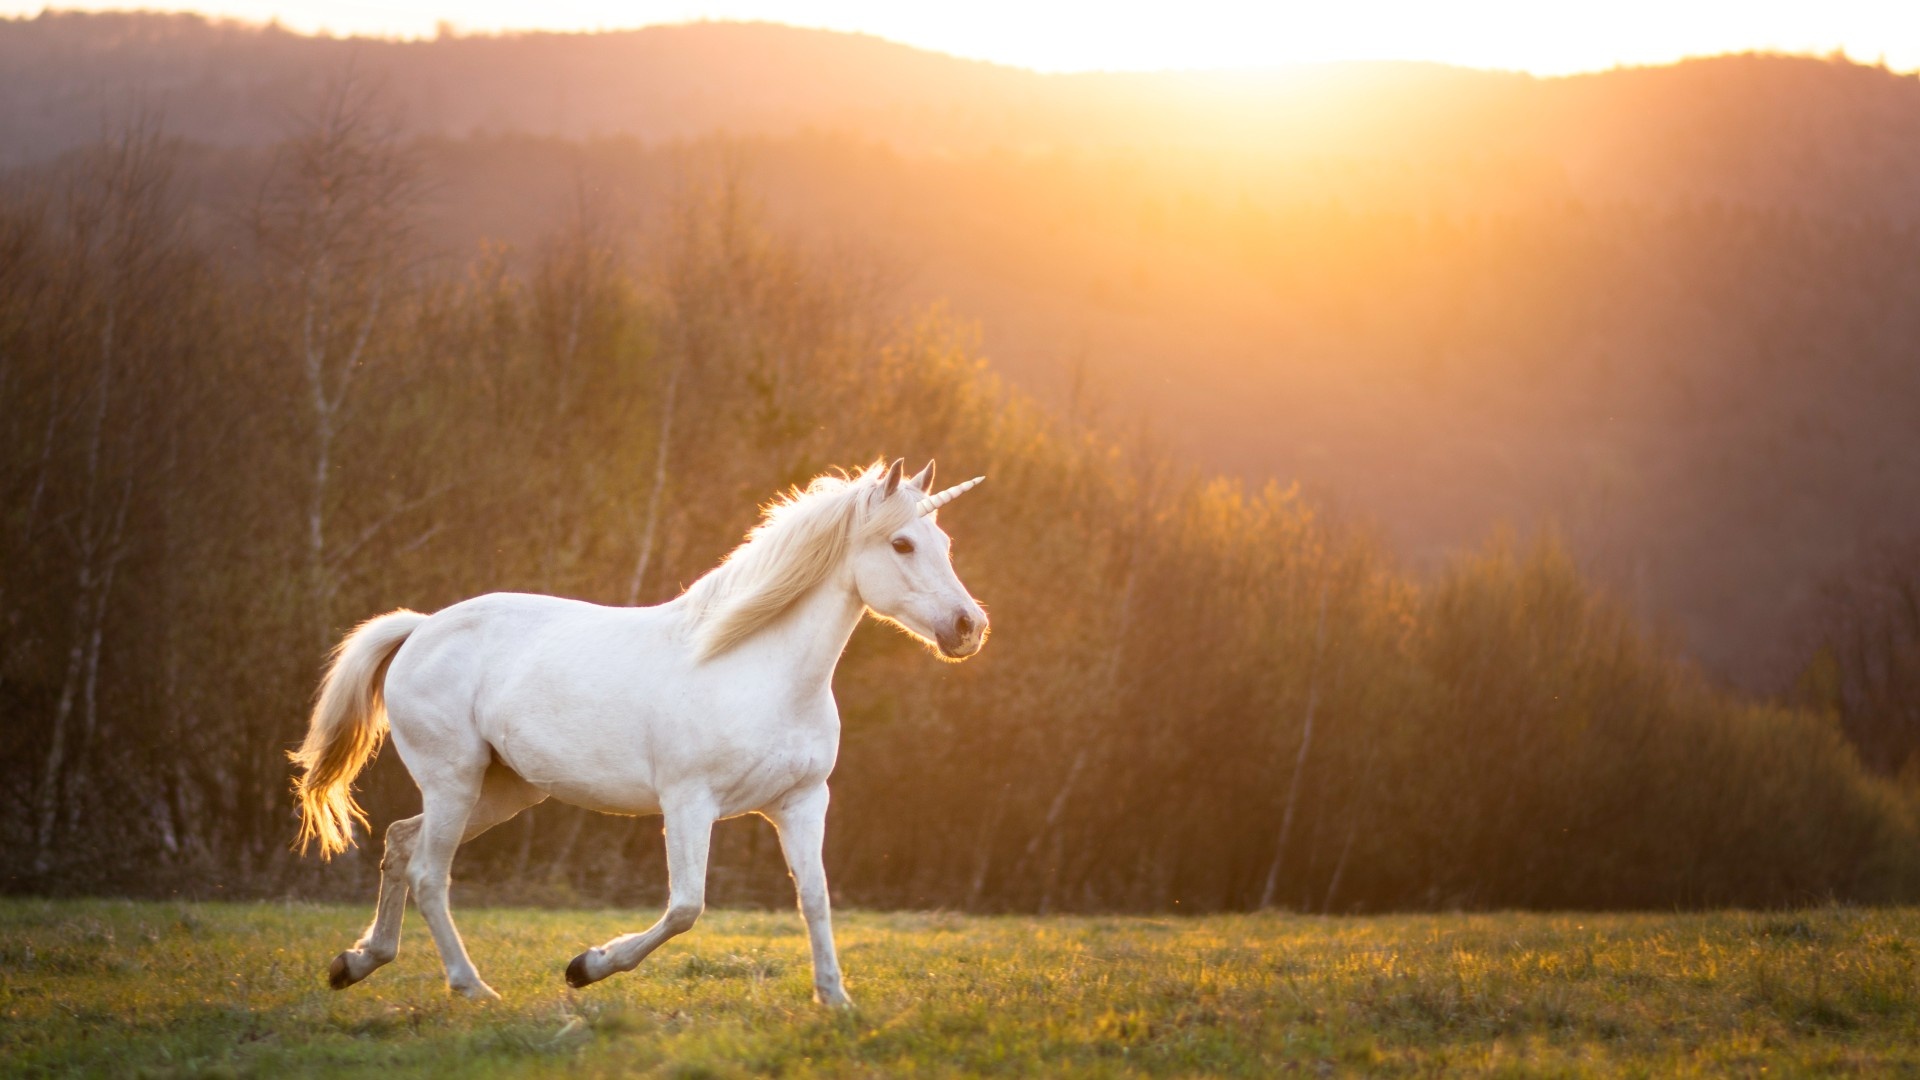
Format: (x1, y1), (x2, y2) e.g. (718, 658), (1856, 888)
(291, 459), (988, 1004)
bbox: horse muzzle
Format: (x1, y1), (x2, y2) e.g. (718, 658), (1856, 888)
(936, 608), (987, 659)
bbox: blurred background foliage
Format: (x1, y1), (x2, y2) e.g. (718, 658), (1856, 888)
(4, 15), (1920, 913)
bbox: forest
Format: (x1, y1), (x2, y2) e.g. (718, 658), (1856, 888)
(8, 11), (1920, 683)
(4, 14), (1920, 914)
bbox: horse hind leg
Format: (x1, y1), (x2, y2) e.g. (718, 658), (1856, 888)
(329, 815), (422, 989)
(411, 756), (553, 1000)
(327, 760), (545, 994)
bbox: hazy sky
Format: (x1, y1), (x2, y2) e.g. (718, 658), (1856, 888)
(9, 1), (1920, 74)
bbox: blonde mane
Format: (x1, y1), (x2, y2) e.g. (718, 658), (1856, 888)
(682, 462), (918, 659)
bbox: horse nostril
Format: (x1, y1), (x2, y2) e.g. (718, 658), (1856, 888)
(955, 613), (975, 637)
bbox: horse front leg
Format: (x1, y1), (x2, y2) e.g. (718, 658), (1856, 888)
(769, 784), (852, 1008)
(566, 800), (715, 988)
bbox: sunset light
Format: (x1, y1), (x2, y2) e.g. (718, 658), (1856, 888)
(7, 0), (1920, 73)
(10, 0), (1920, 1072)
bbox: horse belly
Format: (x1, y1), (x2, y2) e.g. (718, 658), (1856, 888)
(543, 776), (661, 817)
(489, 712), (663, 816)
(495, 723), (826, 820)
(477, 640), (838, 819)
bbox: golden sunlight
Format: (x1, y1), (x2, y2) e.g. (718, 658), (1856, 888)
(8, 0), (1919, 73)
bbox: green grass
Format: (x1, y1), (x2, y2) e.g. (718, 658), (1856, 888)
(5, 900), (1920, 1077)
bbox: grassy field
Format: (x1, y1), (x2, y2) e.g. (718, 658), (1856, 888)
(4, 899), (1920, 1077)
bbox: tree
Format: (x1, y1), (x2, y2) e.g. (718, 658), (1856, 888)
(1797, 542), (1920, 775)
(0, 115), (205, 872)
(251, 74), (422, 650)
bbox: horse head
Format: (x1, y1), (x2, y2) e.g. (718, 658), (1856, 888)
(852, 458), (989, 660)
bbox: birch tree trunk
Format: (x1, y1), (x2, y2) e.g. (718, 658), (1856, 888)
(33, 578), (93, 871)
(625, 352), (682, 605)
(1260, 582), (1330, 909)
(33, 297), (124, 869)
(255, 78), (416, 654)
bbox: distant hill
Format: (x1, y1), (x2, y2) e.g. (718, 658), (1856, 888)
(7, 12), (1920, 222)
(7, 10), (1920, 685)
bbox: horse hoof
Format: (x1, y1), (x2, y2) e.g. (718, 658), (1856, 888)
(328, 952), (357, 990)
(454, 981), (502, 1002)
(565, 952), (596, 989)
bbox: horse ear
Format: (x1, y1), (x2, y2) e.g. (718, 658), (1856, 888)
(909, 459), (935, 493)
(881, 458), (905, 497)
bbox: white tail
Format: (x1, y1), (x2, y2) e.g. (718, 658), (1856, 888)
(290, 609), (426, 858)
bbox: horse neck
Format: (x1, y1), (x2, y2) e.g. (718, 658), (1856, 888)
(755, 567), (868, 694)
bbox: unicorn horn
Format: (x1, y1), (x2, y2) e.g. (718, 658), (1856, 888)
(917, 476), (985, 516)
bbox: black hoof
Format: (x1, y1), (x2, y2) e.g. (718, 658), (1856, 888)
(565, 952), (595, 989)
(328, 952), (357, 990)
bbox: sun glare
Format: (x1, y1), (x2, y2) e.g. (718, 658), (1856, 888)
(4, 0), (1917, 74)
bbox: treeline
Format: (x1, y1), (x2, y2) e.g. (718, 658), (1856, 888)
(1796, 542), (1920, 780)
(10, 13), (1920, 226)
(4, 96), (1918, 912)
(384, 122), (1920, 689)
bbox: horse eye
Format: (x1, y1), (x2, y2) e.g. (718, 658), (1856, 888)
(891, 537), (915, 555)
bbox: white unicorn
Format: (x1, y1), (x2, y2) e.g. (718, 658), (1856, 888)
(291, 459), (988, 1004)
